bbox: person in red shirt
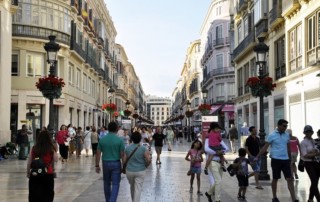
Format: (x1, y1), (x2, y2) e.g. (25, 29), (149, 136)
(56, 124), (69, 163)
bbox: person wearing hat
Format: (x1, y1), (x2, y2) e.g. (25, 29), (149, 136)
(300, 125), (320, 202)
(255, 119), (298, 202)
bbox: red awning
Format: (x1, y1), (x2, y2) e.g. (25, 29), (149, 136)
(210, 105), (222, 114)
(221, 104), (234, 112)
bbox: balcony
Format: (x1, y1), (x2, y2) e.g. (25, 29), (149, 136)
(12, 24), (70, 46)
(269, 3), (284, 31)
(97, 37), (104, 50)
(238, 0), (248, 12)
(213, 38), (224, 48)
(232, 31), (255, 62)
(97, 68), (105, 79)
(225, 37), (230, 45)
(70, 0), (79, 13)
(282, 0), (300, 19)
(211, 67), (235, 76)
(78, 9), (87, 23)
(116, 89), (128, 98)
(255, 19), (268, 38)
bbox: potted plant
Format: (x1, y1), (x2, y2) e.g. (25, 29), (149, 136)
(102, 103), (117, 113)
(35, 76), (65, 99)
(185, 110), (193, 118)
(124, 109), (132, 117)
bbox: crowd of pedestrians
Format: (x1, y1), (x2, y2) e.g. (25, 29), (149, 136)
(19, 117), (320, 202)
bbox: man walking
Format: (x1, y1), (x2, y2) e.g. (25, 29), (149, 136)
(16, 124), (32, 160)
(153, 127), (166, 164)
(245, 126), (263, 189)
(255, 119), (299, 202)
(228, 124), (238, 153)
(95, 122), (125, 202)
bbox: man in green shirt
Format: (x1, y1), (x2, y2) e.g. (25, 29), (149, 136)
(95, 122), (125, 202)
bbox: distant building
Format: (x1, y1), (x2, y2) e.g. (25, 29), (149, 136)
(145, 96), (172, 126)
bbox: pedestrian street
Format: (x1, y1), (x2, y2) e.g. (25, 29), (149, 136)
(0, 140), (314, 202)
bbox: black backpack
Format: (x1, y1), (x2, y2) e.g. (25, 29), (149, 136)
(30, 157), (48, 177)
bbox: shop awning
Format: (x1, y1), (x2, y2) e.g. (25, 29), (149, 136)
(221, 104), (234, 112)
(210, 105), (222, 114)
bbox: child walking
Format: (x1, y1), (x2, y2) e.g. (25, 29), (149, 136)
(185, 139), (203, 195)
(233, 148), (250, 202)
(204, 122), (227, 174)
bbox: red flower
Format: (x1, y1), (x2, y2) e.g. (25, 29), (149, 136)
(246, 76), (276, 97)
(102, 103), (117, 112)
(35, 76), (65, 91)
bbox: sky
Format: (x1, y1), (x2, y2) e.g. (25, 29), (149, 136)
(104, 0), (211, 97)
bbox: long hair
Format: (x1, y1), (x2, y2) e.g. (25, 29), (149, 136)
(190, 139), (203, 150)
(33, 130), (56, 157)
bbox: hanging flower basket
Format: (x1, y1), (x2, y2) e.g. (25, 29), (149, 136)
(198, 104), (211, 115)
(246, 76), (276, 97)
(113, 111), (119, 117)
(124, 109), (132, 117)
(185, 110), (193, 118)
(102, 103), (117, 113)
(179, 114), (185, 120)
(36, 76), (65, 99)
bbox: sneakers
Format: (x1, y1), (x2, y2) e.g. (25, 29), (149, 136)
(272, 198), (280, 202)
(205, 192), (213, 202)
(204, 168), (209, 175)
(197, 191), (203, 196)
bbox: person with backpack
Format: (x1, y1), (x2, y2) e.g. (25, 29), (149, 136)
(27, 130), (58, 202)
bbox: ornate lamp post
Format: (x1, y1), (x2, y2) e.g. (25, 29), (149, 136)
(107, 87), (115, 124)
(253, 37), (270, 180)
(43, 35), (60, 137)
(124, 100), (131, 118)
(202, 88), (208, 104)
(186, 100), (193, 142)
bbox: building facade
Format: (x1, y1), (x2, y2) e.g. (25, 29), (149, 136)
(5, 0), (144, 143)
(0, 0), (18, 144)
(231, 0), (320, 140)
(146, 95), (172, 126)
(200, 0), (235, 131)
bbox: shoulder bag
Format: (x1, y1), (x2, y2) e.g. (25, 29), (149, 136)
(122, 145), (140, 174)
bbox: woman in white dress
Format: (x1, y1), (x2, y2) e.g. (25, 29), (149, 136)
(83, 126), (92, 157)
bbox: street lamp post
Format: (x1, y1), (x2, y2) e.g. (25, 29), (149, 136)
(253, 37), (270, 180)
(186, 100), (192, 142)
(107, 87), (115, 124)
(44, 35), (60, 137)
(202, 88), (208, 104)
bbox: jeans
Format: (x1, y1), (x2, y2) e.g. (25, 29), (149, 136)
(19, 143), (28, 159)
(126, 170), (146, 202)
(102, 160), (122, 202)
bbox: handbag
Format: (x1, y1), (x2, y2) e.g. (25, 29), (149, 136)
(122, 145), (140, 174)
(298, 158), (304, 172)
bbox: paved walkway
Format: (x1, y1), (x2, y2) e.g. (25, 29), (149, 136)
(0, 139), (313, 202)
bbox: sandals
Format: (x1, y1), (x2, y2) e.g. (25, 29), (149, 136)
(255, 186), (264, 190)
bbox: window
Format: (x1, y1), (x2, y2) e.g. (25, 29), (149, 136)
(92, 80), (95, 97)
(289, 24), (302, 73)
(216, 25), (223, 40)
(228, 83), (235, 96)
(26, 53), (44, 77)
(12, 54), (19, 76)
(68, 63), (74, 84)
(244, 63), (250, 93)
(216, 84), (224, 97)
(76, 68), (81, 89)
(83, 73), (87, 92)
(237, 23), (243, 43)
(244, 17), (248, 37)
(216, 54), (223, 69)
(306, 12), (320, 65)
(87, 77), (91, 95)
(275, 37), (286, 79)
(237, 68), (243, 96)
(254, 0), (267, 25)
(216, 6), (221, 16)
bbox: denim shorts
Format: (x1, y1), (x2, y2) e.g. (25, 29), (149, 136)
(190, 166), (201, 174)
(249, 156), (261, 172)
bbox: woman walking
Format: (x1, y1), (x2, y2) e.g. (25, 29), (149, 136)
(300, 125), (320, 202)
(166, 126), (174, 151)
(56, 124), (69, 163)
(27, 130), (58, 202)
(91, 126), (99, 156)
(123, 131), (151, 202)
(75, 127), (84, 158)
